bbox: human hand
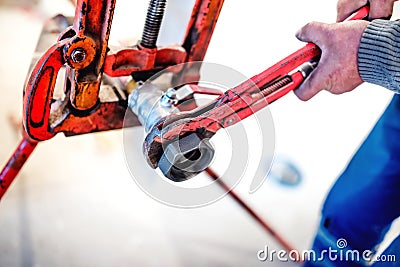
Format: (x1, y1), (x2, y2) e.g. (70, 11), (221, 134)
(294, 20), (369, 101)
(337, 0), (397, 22)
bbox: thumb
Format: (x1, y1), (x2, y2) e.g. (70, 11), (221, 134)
(296, 22), (329, 46)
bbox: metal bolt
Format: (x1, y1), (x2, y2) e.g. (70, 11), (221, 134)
(227, 118), (235, 125)
(160, 88), (178, 107)
(71, 48), (86, 63)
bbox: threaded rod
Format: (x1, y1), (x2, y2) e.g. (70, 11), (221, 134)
(141, 0), (167, 48)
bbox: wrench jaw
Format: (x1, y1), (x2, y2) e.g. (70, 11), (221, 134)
(127, 73), (222, 181)
(157, 133), (215, 182)
(143, 120), (216, 182)
(143, 125), (164, 169)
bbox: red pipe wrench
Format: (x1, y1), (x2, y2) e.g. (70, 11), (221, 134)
(144, 6), (370, 178)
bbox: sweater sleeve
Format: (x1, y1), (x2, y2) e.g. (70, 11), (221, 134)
(358, 19), (400, 93)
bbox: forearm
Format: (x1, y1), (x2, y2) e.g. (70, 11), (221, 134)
(358, 19), (400, 93)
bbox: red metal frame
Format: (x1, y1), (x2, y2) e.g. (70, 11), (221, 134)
(24, 0), (224, 141)
(1, 0), (227, 199)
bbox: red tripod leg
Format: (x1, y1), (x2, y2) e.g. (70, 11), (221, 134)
(205, 167), (302, 261)
(0, 135), (38, 200)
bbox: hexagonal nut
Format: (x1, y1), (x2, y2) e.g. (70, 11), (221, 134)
(158, 133), (215, 182)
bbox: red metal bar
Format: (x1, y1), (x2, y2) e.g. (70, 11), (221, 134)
(205, 167), (301, 257)
(183, 0), (225, 62)
(0, 136), (38, 200)
(67, 0), (116, 110)
(172, 0), (225, 85)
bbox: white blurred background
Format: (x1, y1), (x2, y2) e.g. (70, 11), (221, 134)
(0, 0), (395, 266)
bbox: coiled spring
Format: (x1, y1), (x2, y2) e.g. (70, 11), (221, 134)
(261, 76), (292, 97)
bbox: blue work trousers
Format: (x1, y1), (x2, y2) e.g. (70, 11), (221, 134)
(305, 94), (400, 267)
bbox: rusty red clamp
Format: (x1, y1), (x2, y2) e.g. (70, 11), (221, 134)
(143, 6), (370, 181)
(1, 0), (225, 199)
(24, 0), (224, 142)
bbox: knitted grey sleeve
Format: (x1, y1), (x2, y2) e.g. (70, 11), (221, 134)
(358, 19), (400, 93)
